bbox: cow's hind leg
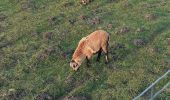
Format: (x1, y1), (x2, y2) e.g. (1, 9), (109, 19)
(96, 48), (102, 62)
(102, 42), (109, 64)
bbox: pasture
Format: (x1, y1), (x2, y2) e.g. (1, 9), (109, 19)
(0, 0), (170, 99)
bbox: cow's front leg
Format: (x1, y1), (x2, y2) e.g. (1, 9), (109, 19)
(86, 57), (90, 67)
(96, 48), (102, 62)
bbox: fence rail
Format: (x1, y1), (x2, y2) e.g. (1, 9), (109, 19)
(133, 69), (170, 100)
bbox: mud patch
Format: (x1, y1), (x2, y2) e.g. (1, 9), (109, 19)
(48, 16), (57, 26)
(44, 47), (55, 55)
(3, 89), (27, 100)
(122, 80), (128, 85)
(107, 0), (118, 3)
(35, 92), (52, 100)
(0, 14), (7, 21)
(63, 2), (74, 8)
(62, 49), (74, 58)
(133, 39), (145, 46)
(69, 19), (76, 25)
(92, 8), (103, 15)
(36, 52), (48, 61)
(145, 13), (157, 21)
(31, 32), (38, 36)
(88, 17), (101, 25)
(65, 75), (76, 85)
(80, 0), (92, 5)
(79, 15), (87, 20)
(122, 1), (132, 8)
(166, 38), (170, 45)
(48, 15), (64, 26)
(59, 96), (88, 100)
(43, 32), (53, 41)
(115, 26), (130, 34)
(106, 24), (113, 29)
(21, 0), (36, 11)
(2, 52), (20, 69)
(147, 47), (156, 54)
(36, 47), (55, 61)
(0, 25), (5, 33)
(136, 27), (145, 33)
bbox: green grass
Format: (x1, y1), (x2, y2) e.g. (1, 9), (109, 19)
(0, 0), (170, 99)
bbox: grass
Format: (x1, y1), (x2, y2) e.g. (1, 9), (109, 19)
(0, 0), (170, 100)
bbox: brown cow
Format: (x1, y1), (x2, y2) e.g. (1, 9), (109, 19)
(70, 30), (109, 71)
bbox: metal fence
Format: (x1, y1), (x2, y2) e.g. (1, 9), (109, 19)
(133, 69), (170, 100)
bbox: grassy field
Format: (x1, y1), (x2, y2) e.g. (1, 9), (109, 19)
(0, 0), (170, 99)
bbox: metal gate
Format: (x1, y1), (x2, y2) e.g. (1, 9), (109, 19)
(133, 69), (170, 100)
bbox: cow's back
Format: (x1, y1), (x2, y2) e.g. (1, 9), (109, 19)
(85, 30), (109, 53)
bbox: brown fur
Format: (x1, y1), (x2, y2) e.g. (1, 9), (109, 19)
(72, 37), (86, 60)
(70, 30), (109, 71)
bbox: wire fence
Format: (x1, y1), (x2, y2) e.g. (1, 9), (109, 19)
(133, 69), (170, 100)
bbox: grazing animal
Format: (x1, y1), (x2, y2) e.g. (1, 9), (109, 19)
(70, 30), (109, 71)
